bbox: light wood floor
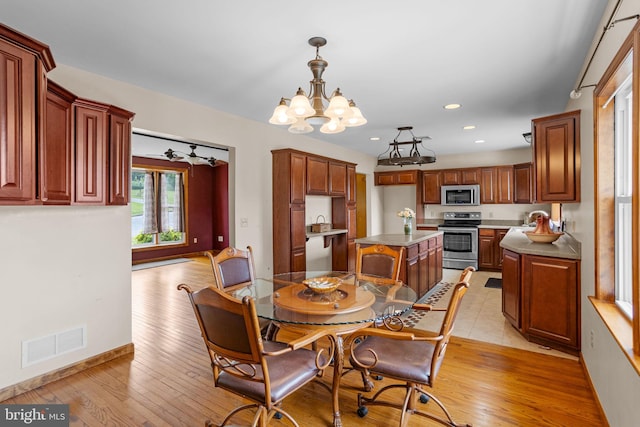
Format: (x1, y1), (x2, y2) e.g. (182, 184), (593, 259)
(2, 257), (605, 426)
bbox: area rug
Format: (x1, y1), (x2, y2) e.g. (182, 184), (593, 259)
(132, 258), (192, 271)
(484, 277), (502, 288)
(401, 281), (454, 328)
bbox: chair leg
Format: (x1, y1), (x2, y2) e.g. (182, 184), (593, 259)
(410, 386), (472, 427)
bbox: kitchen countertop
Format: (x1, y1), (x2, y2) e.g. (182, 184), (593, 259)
(499, 227), (581, 260)
(355, 230), (442, 247)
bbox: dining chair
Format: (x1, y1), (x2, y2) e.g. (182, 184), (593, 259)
(207, 246), (257, 291)
(355, 243), (404, 285)
(178, 283), (335, 427)
(348, 269), (474, 427)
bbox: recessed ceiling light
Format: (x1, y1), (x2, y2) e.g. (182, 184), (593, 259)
(444, 103), (461, 110)
(463, 125), (476, 130)
(370, 137), (380, 141)
(474, 139), (485, 144)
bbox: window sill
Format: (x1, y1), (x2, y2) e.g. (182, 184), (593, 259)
(132, 242), (188, 252)
(589, 296), (640, 375)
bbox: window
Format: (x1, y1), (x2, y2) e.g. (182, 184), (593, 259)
(131, 166), (187, 248)
(593, 21), (640, 366)
(614, 75), (633, 319)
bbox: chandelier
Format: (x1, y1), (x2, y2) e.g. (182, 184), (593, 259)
(377, 127), (436, 166)
(268, 37), (367, 134)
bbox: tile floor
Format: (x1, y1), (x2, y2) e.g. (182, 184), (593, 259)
(414, 268), (577, 360)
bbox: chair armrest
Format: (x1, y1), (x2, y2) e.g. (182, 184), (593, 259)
(354, 327), (417, 341)
(287, 329), (333, 350)
(412, 303), (433, 311)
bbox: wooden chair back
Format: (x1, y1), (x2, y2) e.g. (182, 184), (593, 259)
(178, 284), (263, 365)
(355, 244), (404, 285)
(207, 246), (256, 290)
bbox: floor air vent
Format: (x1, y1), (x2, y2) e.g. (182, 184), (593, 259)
(22, 325), (87, 367)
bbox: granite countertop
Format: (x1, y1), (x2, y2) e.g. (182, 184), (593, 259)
(355, 230), (442, 247)
(499, 227), (581, 260)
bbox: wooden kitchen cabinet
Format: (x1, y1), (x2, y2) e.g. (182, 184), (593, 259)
(522, 254), (580, 354)
(479, 228), (509, 271)
(346, 165), (356, 204)
(272, 149), (356, 274)
(513, 162), (533, 203)
(421, 170), (441, 204)
(496, 166), (513, 203)
(0, 24), (133, 207)
(501, 248), (580, 355)
(329, 161), (346, 196)
(306, 156), (329, 195)
(501, 249), (520, 328)
(73, 100), (108, 204)
(74, 100), (133, 205)
(0, 25), (54, 204)
(478, 228), (497, 270)
(480, 167), (497, 204)
(42, 80), (75, 205)
(374, 170), (418, 185)
(108, 106), (133, 205)
(532, 110), (580, 202)
(480, 166), (513, 204)
(441, 167), (480, 185)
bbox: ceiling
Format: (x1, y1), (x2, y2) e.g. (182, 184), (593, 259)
(1, 0), (609, 159)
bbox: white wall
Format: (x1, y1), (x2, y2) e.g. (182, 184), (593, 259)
(564, 1), (640, 426)
(0, 206), (132, 388)
(0, 64), (379, 389)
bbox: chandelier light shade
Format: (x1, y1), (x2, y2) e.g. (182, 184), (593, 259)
(377, 126), (436, 166)
(268, 37), (366, 134)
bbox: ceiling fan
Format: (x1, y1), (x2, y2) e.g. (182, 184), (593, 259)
(154, 144), (221, 167)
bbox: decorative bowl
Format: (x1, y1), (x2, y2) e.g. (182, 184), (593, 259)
(524, 231), (563, 243)
(302, 277), (342, 294)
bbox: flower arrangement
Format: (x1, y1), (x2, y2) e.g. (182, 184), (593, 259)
(397, 207), (415, 219)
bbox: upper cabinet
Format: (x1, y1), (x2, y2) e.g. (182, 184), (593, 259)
(74, 100), (134, 205)
(532, 110), (581, 203)
(441, 167), (480, 185)
(513, 163), (533, 204)
(306, 156), (329, 195)
(42, 81), (76, 204)
(421, 171), (441, 204)
(328, 161), (347, 196)
(0, 23), (134, 207)
(374, 170), (418, 185)
(0, 25), (54, 204)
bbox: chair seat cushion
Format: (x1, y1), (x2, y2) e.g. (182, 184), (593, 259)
(350, 336), (437, 385)
(217, 341), (326, 403)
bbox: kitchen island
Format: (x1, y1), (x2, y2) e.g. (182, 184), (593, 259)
(499, 227), (581, 355)
(355, 231), (443, 299)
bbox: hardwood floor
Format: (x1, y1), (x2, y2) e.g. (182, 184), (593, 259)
(2, 256), (605, 426)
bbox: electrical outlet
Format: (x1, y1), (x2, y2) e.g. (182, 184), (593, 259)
(590, 330), (595, 348)
(217, 236), (223, 242)
(193, 237), (198, 244)
(240, 217), (249, 228)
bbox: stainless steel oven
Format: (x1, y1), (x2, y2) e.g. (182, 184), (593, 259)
(437, 212), (481, 270)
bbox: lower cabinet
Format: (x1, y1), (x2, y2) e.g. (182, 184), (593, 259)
(502, 249), (580, 355)
(501, 249), (520, 328)
(478, 228), (508, 271)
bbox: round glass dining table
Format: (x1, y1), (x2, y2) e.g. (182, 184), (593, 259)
(228, 271), (418, 427)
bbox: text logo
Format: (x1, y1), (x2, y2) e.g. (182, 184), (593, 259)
(0, 405), (69, 426)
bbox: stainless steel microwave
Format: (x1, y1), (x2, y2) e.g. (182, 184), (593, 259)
(441, 184), (480, 206)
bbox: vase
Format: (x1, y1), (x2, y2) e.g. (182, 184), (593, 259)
(403, 217), (412, 235)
